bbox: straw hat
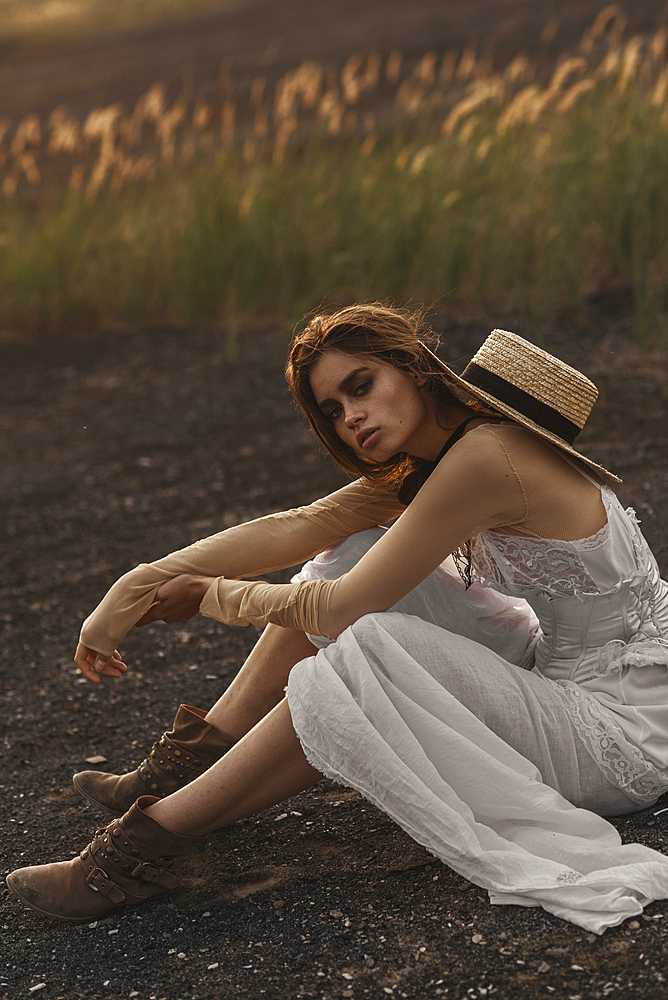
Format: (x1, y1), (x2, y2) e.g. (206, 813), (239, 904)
(422, 329), (620, 483)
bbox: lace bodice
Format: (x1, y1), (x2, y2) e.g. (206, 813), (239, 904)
(471, 477), (668, 806)
(473, 485), (616, 598)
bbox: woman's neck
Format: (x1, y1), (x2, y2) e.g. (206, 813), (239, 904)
(407, 396), (475, 462)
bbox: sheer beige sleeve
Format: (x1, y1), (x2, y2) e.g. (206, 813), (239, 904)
(200, 428), (530, 640)
(79, 479), (405, 656)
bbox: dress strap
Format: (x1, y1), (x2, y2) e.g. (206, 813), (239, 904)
(397, 416), (480, 505)
(545, 443), (604, 489)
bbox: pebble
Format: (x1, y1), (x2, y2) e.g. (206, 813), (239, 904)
(274, 813), (288, 821)
(545, 947), (569, 957)
(177, 953), (186, 959)
(85, 755), (108, 764)
(208, 963), (219, 970)
(330, 910), (344, 918)
(29, 987), (46, 994)
(273, 900), (284, 909)
(107, 929), (118, 936)
(342, 972), (353, 980)
(628, 920), (640, 930)
(471, 934), (483, 944)
(537, 962), (551, 974)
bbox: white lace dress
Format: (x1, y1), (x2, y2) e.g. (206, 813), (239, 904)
(286, 470), (668, 933)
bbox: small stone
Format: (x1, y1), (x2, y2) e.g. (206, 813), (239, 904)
(545, 947), (569, 957)
(571, 965), (584, 971)
(628, 920), (640, 930)
(364, 957), (375, 968)
(273, 900), (284, 909)
(103, 982), (110, 987)
(107, 929), (119, 936)
(168, 949), (176, 955)
(85, 755), (108, 764)
(538, 962), (551, 974)
(471, 934), (483, 944)
(129, 993), (139, 998)
(343, 992), (354, 999)
(274, 813), (288, 821)
(202, 911), (211, 917)
(177, 952), (186, 959)
(29, 987), (46, 994)
(330, 910), (344, 918)
(88, 921), (98, 929)
(208, 963), (219, 970)
(586, 934), (597, 942)
(342, 972), (353, 980)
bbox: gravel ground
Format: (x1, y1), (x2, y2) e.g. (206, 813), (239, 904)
(1, 314), (668, 1000)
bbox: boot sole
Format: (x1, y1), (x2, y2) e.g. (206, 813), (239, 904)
(72, 773), (124, 816)
(5, 873), (96, 922)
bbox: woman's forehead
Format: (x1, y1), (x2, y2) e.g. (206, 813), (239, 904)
(309, 350), (377, 399)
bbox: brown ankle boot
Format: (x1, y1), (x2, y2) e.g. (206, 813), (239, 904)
(73, 705), (235, 815)
(6, 796), (199, 921)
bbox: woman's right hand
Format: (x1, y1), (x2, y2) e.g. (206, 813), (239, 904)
(74, 643), (128, 684)
(134, 574), (215, 627)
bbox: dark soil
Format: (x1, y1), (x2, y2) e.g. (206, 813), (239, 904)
(2, 2), (668, 998)
(1, 313), (667, 1000)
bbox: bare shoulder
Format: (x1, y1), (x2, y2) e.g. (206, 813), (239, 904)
(430, 421), (528, 488)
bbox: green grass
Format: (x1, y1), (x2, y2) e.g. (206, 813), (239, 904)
(2, 71), (668, 341)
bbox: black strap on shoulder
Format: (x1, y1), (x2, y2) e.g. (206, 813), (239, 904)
(398, 416), (479, 505)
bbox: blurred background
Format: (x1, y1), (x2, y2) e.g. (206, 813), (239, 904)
(0, 0), (667, 342)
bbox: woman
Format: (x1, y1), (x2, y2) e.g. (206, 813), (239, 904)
(7, 304), (668, 934)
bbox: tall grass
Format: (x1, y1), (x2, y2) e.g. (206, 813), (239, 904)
(1, 11), (668, 340)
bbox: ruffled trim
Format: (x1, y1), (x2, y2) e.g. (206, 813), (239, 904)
(557, 681), (668, 806)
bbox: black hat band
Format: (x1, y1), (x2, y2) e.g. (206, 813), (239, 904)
(464, 363), (581, 445)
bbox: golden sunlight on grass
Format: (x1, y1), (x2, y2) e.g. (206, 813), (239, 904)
(0, 7), (667, 342)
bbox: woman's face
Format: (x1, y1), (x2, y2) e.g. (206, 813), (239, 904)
(309, 349), (437, 462)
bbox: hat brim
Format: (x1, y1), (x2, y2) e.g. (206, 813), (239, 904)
(425, 349), (622, 484)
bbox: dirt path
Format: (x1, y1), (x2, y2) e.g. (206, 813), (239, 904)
(0, 0), (665, 120)
(1, 315), (667, 999)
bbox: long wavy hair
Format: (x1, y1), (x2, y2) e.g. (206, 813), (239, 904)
(286, 302), (492, 496)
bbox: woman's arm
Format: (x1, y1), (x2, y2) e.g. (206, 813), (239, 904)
(79, 478), (405, 657)
(200, 428), (530, 639)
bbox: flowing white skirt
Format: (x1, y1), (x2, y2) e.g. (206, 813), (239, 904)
(286, 533), (668, 933)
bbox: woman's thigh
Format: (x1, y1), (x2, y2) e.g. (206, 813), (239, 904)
(290, 611), (638, 817)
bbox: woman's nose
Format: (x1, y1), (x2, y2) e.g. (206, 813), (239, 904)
(344, 405), (364, 428)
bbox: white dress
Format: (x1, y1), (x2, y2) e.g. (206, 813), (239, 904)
(286, 461), (668, 933)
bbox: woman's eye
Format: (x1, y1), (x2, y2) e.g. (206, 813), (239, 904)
(354, 380), (371, 397)
(328, 406), (342, 422)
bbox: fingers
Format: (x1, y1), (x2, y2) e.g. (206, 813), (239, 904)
(74, 643), (127, 683)
(134, 601), (163, 628)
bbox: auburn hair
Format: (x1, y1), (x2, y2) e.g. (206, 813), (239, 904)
(285, 302), (488, 494)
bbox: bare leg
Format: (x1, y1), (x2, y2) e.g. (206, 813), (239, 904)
(204, 624), (317, 741)
(147, 698), (321, 836)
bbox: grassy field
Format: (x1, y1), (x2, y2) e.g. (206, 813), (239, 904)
(1, 6), (667, 340)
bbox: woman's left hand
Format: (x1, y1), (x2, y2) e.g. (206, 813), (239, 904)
(134, 574), (215, 627)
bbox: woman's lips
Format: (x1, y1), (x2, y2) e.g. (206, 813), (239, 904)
(359, 428), (380, 449)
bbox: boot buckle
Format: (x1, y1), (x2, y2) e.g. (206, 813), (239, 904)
(130, 861), (161, 882)
(86, 867), (126, 903)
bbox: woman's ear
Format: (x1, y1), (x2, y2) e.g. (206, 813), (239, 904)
(414, 373), (427, 388)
